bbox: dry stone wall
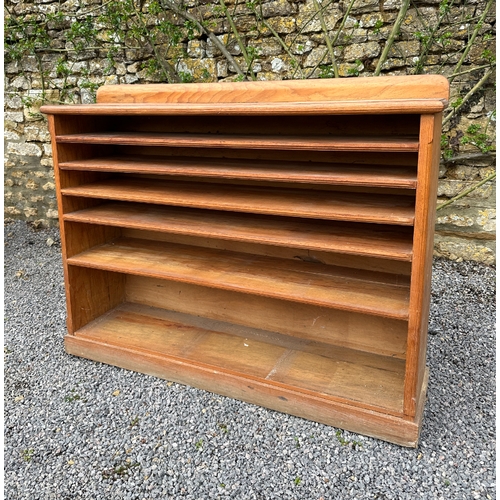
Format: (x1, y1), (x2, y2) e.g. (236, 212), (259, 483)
(4, 0), (496, 263)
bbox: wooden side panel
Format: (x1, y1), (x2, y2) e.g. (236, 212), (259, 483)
(66, 267), (125, 333)
(95, 75), (450, 103)
(404, 113), (442, 416)
(125, 276), (408, 359)
(63, 221), (121, 258)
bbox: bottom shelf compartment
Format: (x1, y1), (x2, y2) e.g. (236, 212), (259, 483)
(64, 302), (426, 446)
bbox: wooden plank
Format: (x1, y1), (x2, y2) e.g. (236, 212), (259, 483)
(93, 75), (450, 104)
(66, 267), (125, 333)
(41, 99), (446, 116)
(55, 132), (420, 152)
(123, 228), (413, 276)
(64, 203), (414, 261)
(71, 303), (405, 413)
(126, 276), (408, 359)
(59, 156), (417, 188)
(67, 237), (411, 319)
(404, 113), (442, 416)
(66, 327), (422, 446)
(61, 178), (416, 225)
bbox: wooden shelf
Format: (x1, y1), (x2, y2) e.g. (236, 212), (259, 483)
(69, 302), (405, 414)
(64, 203), (414, 261)
(59, 156), (418, 188)
(43, 76), (449, 446)
(67, 237), (410, 319)
(56, 132), (420, 152)
(62, 178), (416, 225)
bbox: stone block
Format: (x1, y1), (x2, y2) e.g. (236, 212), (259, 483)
(285, 35), (315, 55)
(216, 61), (228, 78)
(344, 41), (380, 62)
(296, 0), (341, 33)
(5, 207), (22, 216)
(388, 41), (420, 58)
(188, 40), (207, 58)
(252, 39), (283, 57)
(122, 74), (139, 85)
(341, 0), (378, 14)
(5, 94), (23, 109)
(360, 13), (383, 28)
(433, 234), (495, 265)
(261, 0), (297, 18)
(46, 209), (59, 219)
(23, 207), (38, 217)
(7, 142), (43, 157)
(176, 58), (217, 82)
(5, 112), (24, 123)
(267, 16), (296, 34)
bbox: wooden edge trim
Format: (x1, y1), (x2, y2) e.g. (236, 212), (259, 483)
(65, 334), (421, 446)
(95, 76), (450, 103)
(40, 99), (446, 116)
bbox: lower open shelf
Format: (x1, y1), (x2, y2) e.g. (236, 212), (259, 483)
(65, 302), (426, 446)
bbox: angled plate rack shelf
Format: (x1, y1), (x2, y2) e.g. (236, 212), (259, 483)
(41, 75), (449, 446)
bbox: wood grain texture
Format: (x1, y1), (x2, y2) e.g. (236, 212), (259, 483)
(64, 302), (427, 446)
(41, 99), (446, 116)
(67, 237), (411, 319)
(72, 302), (405, 413)
(66, 266), (125, 333)
(61, 178), (416, 225)
(43, 77), (448, 446)
(126, 276), (408, 359)
(93, 75), (450, 104)
(55, 132), (420, 152)
(122, 228), (413, 276)
(64, 203), (414, 261)
(59, 155), (418, 188)
(404, 113), (442, 417)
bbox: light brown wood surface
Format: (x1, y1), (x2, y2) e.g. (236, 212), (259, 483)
(73, 303), (405, 413)
(64, 203), (414, 261)
(42, 76), (447, 447)
(56, 132), (420, 152)
(122, 228), (413, 276)
(59, 156), (418, 188)
(93, 75), (449, 104)
(41, 99), (446, 116)
(126, 276), (408, 358)
(61, 178), (416, 225)
(67, 237), (411, 319)
(404, 113), (442, 416)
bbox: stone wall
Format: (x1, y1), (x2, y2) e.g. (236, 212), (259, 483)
(4, 0), (496, 263)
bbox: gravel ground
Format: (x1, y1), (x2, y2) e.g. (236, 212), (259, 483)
(4, 220), (496, 500)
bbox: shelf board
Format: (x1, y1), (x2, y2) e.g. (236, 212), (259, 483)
(42, 98), (446, 116)
(56, 132), (419, 152)
(62, 178), (415, 226)
(59, 156), (418, 188)
(64, 202), (414, 261)
(67, 237), (410, 319)
(70, 302), (405, 414)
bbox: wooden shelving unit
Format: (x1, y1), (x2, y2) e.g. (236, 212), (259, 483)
(41, 76), (449, 447)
